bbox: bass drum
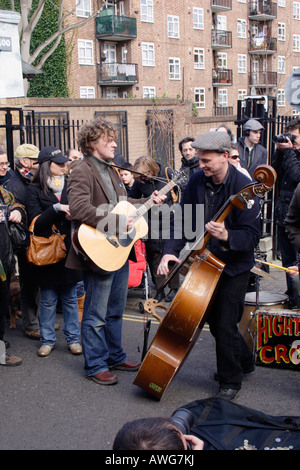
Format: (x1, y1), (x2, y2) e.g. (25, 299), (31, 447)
(239, 291), (288, 352)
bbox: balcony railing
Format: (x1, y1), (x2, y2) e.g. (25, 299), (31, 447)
(249, 36), (277, 54)
(213, 106), (233, 116)
(211, 30), (232, 49)
(249, 70), (277, 87)
(212, 68), (233, 86)
(248, 1), (277, 20)
(211, 0), (232, 12)
(97, 62), (138, 85)
(96, 14), (137, 41)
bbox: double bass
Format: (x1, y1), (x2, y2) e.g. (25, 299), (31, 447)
(133, 165), (276, 399)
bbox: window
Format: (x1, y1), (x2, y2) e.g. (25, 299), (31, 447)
(278, 89), (285, 107)
(278, 23), (286, 41)
(194, 48), (205, 69)
(142, 43), (155, 66)
(237, 19), (246, 39)
(216, 15), (226, 31)
(238, 89), (247, 101)
(169, 58), (180, 80)
(78, 40), (93, 65)
(193, 7), (204, 29)
(238, 54), (247, 73)
(141, 0), (153, 22)
(106, 88), (118, 99)
(216, 52), (227, 69)
(293, 34), (300, 52)
(80, 86), (95, 99)
(218, 89), (228, 107)
(278, 0), (286, 6)
(168, 15), (179, 38)
(278, 56), (286, 74)
(294, 2), (300, 19)
(194, 88), (205, 108)
(143, 86), (156, 98)
(76, 0), (91, 17)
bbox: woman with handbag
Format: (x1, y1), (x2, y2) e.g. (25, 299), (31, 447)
(26, 146), (82, 357)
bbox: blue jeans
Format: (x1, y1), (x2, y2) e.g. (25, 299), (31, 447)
(40, 284), (80, 346)
(82, 262), (129, 376)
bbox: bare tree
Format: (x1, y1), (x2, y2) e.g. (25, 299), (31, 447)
(8, 0), (100, 69)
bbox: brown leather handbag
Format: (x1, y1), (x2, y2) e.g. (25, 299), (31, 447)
(26, 215), (67, 266)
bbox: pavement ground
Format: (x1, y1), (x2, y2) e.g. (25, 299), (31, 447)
(1, 263), (299, 451)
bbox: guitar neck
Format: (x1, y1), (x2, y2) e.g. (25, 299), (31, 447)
(130, 180), (176, 221)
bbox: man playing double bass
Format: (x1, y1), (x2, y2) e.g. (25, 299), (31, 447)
(158, 131), (261, 400)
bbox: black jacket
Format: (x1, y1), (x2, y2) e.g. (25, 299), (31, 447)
(26, 181), (81, 287)
(163, 164), (261, 277)
(272, 147), (300, 226)
(128, 164), (174, 253)
(284, 182), (300, 254)
(4, 169), (31, 209)
(237, 136), (268, 179)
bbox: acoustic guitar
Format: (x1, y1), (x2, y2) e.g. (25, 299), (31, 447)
(73, 171), (187, 272)
(133, 165), (277, 399)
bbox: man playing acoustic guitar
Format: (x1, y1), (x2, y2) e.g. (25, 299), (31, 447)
(66, 118), (166, 385)
(158, 131), (261, 400)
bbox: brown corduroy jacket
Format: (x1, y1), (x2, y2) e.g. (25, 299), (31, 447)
(66, 157), (147, 271)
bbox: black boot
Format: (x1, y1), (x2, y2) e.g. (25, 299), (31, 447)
(165, 288), (178, 302)
(154, 289), (165, 302)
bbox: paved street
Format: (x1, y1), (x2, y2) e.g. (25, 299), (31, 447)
(1, 265), (299, 450)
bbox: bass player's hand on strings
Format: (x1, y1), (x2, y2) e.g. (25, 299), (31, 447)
(157, 254), (180, 275)
(205, 220), (228, 241)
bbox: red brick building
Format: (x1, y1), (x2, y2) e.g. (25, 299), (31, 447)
(65, 0), (300, 117)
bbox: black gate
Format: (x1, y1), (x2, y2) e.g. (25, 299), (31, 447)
(0, 107), (129, 167)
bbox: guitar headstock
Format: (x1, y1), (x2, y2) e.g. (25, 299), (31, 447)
(171, 169), (189, 188)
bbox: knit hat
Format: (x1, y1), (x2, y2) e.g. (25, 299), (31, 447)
(15, 144), (39, 159)
(192, 131), (231, 153)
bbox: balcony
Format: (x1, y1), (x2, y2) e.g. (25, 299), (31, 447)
(97, 62), (138, 86)
(213, 106), (233, 116)
(212, 68), (233, 86)
(96, 14), (137, 41)
(211, 30), (232, 49)
(249, 70), (277, 87)
(211, 0), (232, 12)
(249, 36), (277, 54)
(248, 1), (277, 21)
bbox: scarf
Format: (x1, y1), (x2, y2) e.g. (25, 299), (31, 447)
(47, 175), (64, 200)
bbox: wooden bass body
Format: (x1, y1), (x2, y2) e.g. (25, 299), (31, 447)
(133, 248), (225, 399)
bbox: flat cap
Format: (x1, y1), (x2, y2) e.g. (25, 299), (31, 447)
(192, 131), (231, 153)
(243, 119), (264, 131)
(15, 143), (39, 159)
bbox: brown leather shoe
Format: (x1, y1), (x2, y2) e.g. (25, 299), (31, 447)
(113, 360), (141, 371)
(88, 370), (118, 385)
(25, 329), (41, 339)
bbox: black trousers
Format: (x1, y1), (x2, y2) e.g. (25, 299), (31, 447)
(145, 245), (179, 290)
(0, 274), (11, 341)
(207, 270), (254, 390)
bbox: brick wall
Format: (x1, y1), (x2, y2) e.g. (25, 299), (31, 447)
(0, 96), (237, 168)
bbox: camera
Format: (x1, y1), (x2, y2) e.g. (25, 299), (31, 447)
(171, 407), (194, 434)
(273, 132), (296, 144)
